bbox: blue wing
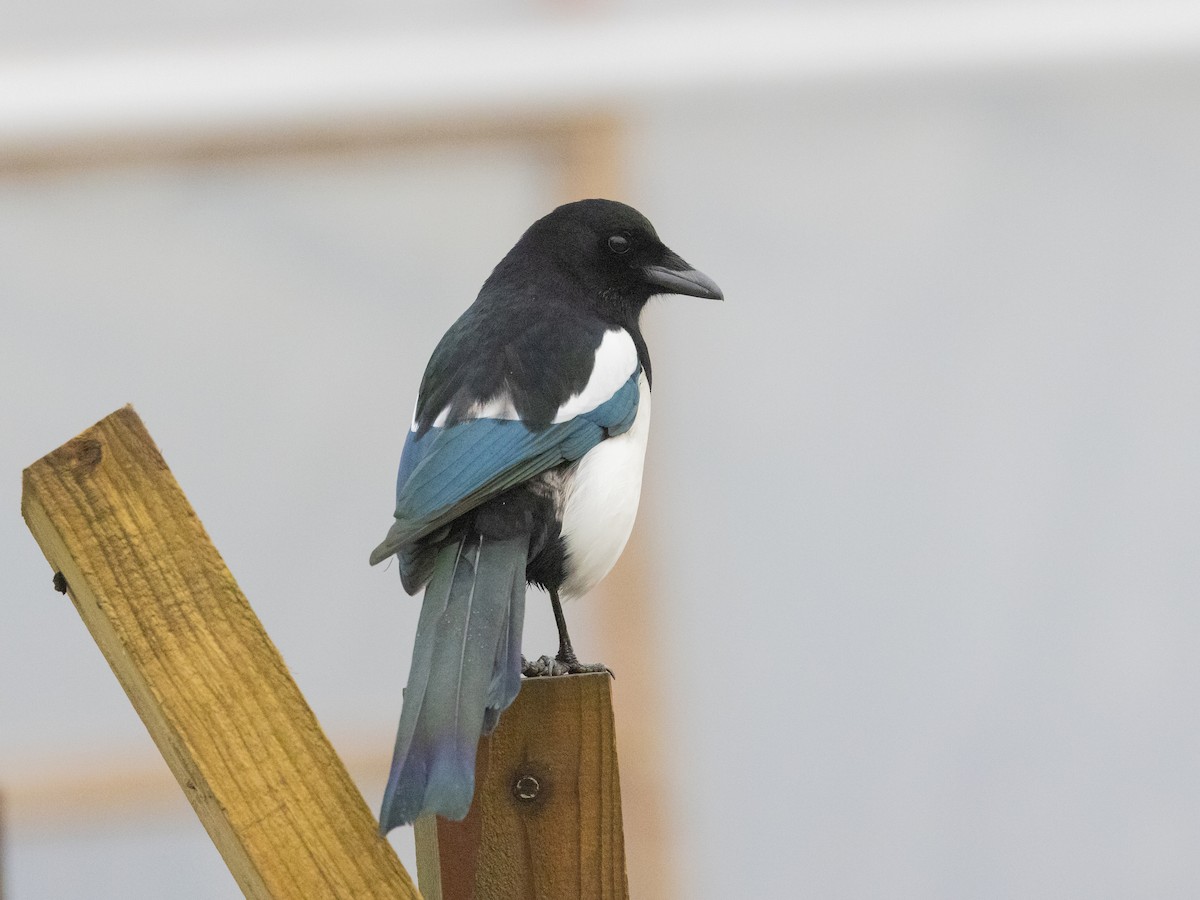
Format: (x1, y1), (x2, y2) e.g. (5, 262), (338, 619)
(369, 371), (641, 568)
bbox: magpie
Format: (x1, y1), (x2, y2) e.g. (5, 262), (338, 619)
(370, 198), (722, 832)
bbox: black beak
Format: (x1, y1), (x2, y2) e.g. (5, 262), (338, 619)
(643, 251), (724, 301)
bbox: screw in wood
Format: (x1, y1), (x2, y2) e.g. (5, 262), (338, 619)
(512, 774), (541, 802)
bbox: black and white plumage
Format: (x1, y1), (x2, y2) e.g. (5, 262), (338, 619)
(370, 199), (722, 832)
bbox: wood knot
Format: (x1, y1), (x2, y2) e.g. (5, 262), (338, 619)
(71, 438), (103, 473)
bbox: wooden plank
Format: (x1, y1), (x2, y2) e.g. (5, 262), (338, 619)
(4, 743), (387, 827)
(553, 112), (624, 204)
(0, 114), (613, 177)
(416, 673), (628, 900)
(20, 406), (419, 900)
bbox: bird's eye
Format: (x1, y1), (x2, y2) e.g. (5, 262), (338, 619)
(607, 234), (630, 254)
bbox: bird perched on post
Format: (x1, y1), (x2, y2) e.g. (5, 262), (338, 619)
(370, 198), (722, 833)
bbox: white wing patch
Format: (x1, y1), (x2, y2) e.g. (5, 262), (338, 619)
(553, 329), (639, 423)
(412, 328), (638, 431)
(468, 393), (519, 420)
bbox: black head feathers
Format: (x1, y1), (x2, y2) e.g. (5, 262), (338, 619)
(485, 199), (722, 327)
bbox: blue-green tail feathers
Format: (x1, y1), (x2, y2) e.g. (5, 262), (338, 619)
(378, 530), (528, 833)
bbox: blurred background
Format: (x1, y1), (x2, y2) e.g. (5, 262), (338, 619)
(4, 2), (1200, 897)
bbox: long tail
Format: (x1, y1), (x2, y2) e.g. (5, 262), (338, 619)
(379, 528), (528, 833)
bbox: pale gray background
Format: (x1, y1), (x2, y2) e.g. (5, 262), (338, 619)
(4, 6), (1200, 899)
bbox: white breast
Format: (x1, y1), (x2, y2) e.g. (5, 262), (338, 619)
(559, 370), (652, 601)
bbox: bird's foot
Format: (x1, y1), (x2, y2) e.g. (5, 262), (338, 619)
(521, 653), (613, 678)
(556, 644), (614, 678)
(522, 654), (570, 677)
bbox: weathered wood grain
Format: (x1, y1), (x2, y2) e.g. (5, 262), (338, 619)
(415, 672), (628, 900)
(21, 406), (419, 900)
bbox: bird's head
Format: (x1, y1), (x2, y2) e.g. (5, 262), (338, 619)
(506, 198), (723, 325)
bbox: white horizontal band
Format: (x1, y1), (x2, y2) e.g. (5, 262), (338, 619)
(2, 3), (1199, 158)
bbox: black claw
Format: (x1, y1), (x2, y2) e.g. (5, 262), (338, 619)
(52, 572), (68, 594)
(522, 654), (567, 677)
(521, 653), (613, 678)
(554, 649), (614, 678)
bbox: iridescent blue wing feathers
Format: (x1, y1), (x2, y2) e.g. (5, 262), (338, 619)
(369, 372), (640, 570)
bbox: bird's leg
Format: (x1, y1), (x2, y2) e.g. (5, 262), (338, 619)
(549, 587), (579, 665)
(551, 588), (613, 677)
(522, 589), (613, 678)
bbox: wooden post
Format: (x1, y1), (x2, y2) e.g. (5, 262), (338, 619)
(20, 406), (419, 900)
(413, 673), (628, 900)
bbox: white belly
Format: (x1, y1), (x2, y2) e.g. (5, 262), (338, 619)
(559, 372), (652, 600)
